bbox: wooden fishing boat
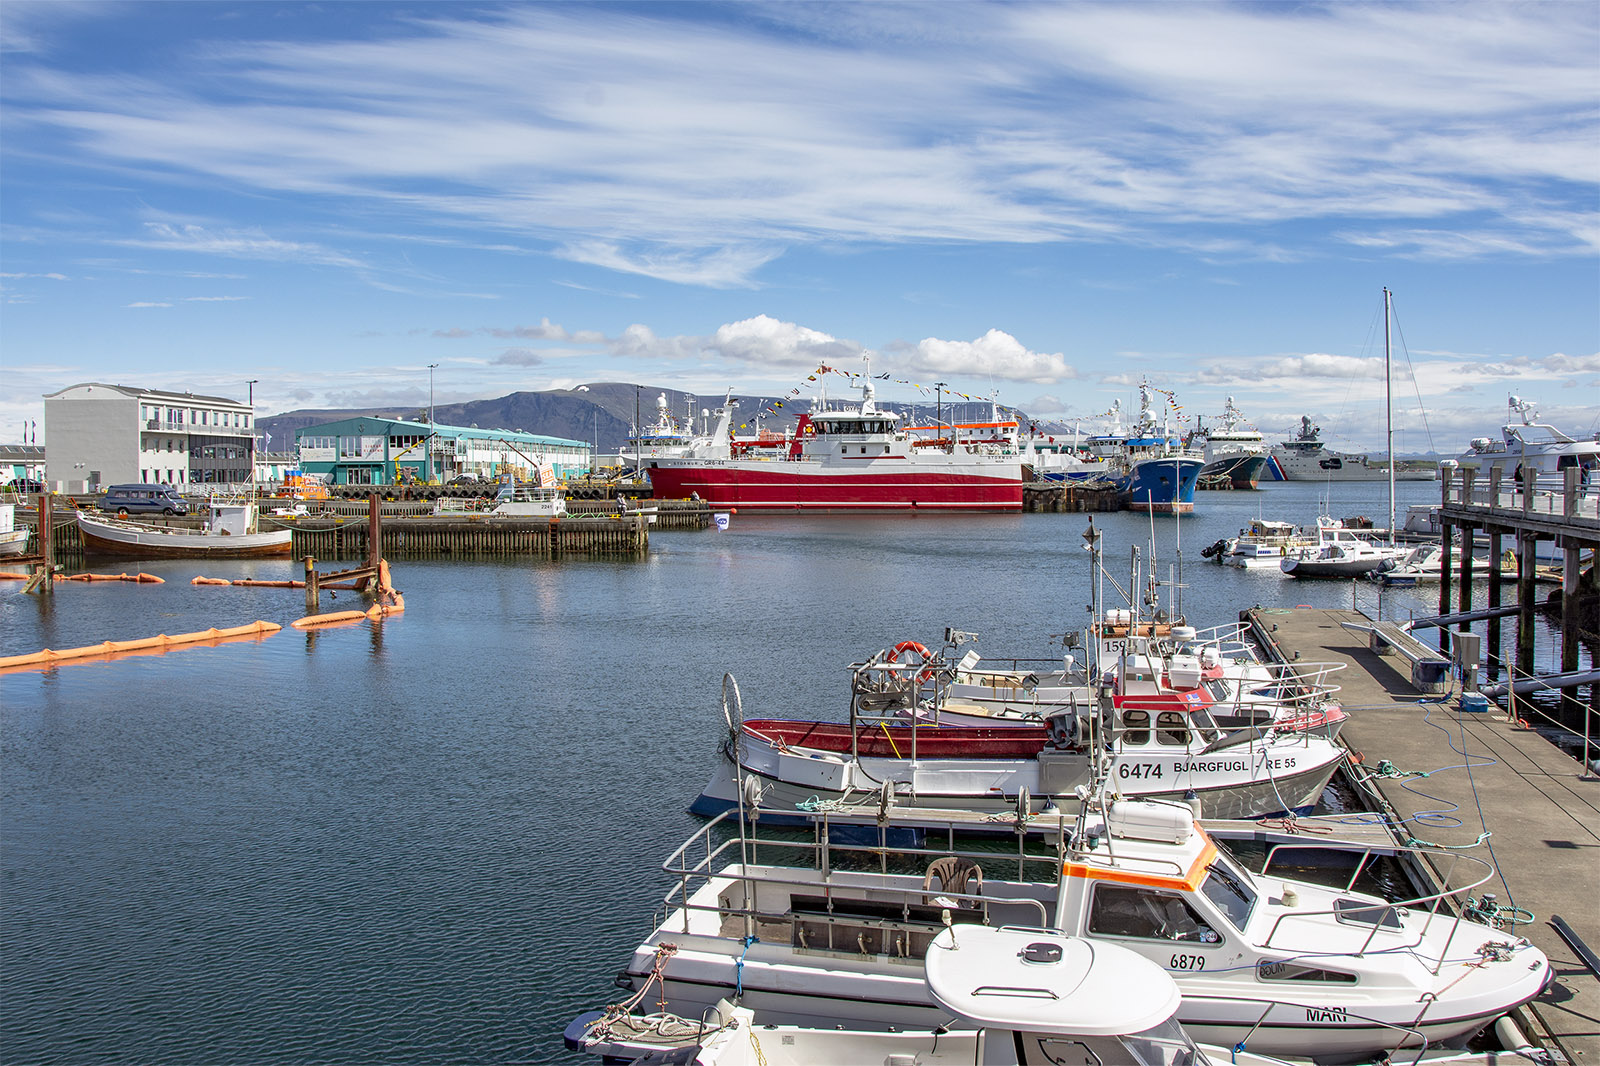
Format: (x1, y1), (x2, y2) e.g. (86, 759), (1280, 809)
(77, 503), (292, 559)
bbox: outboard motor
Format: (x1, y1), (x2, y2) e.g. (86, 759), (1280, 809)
(1200, 538), (1228, 560)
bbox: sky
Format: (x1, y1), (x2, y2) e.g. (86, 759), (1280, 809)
(2, 0), (1597, 454)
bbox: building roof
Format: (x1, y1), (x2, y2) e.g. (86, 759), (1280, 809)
(295, 414), (586, 449)
(44, 382), (250, 408)
(0, 444), (46, 461)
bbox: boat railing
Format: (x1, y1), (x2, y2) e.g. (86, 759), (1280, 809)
(1210, 661), (1349, 717)
(1258, 841), (1497, 972)
(654, 810), (1056, 941)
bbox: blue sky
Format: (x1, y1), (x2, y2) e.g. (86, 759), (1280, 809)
(2, 1), (1596, 453)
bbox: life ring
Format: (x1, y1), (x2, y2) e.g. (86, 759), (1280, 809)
(888, 640), (935, 683)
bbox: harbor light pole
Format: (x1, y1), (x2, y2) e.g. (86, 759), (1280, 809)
(246, 380), (258, 487)
(427, 363), (439, 484)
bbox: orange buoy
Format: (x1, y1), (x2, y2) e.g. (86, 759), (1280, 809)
(192, 576), (233, 585)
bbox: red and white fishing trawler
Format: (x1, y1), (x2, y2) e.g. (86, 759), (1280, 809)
(643, 371), (1024, 513)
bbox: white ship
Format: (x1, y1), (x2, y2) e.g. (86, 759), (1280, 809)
(1269, 417), (1433, 482)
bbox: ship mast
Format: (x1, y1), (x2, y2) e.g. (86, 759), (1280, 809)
(1384, 286), (1395, 544)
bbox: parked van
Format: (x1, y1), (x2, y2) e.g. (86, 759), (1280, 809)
(100, 484), (189, 516)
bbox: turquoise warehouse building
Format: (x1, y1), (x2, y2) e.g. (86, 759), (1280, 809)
(295, 417), (590, 486)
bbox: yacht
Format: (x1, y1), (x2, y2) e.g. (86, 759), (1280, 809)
(1454, 396), (1600, 492)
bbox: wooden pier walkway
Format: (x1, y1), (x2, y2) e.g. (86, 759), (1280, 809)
(1246, 605), (1599, 1061)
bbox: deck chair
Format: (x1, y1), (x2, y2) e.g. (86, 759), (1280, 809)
(922, 856), (983, 907)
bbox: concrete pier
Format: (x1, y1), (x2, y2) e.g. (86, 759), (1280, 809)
(1247, 605), (1599, 1061)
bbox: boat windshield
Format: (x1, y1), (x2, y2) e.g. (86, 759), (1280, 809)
(1119, 1016), (1209, 1065)
(1200, 853), (1257, 931)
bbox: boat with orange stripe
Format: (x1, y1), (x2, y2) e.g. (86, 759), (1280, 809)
(612, 787), (1550, 1062)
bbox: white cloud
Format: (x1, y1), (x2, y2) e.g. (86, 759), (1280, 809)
(126, 301), (172, 308)
(126, 222), (367, 269)
(556, 241), (782, 289)
(707, 315), (860, 368)
(3, 2), (1589, 291)
(907, 329), (1075, 385)
(1543, 353), (1600, 373)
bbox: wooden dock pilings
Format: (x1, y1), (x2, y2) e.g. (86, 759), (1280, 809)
(285, 513), (653, 559)
(1022, 481), (1125, 513)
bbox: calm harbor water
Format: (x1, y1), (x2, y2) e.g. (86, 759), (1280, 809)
(2, 480), (1561, 1065)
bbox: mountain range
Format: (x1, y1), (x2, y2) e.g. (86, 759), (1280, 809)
(256, 383), (1014, 456)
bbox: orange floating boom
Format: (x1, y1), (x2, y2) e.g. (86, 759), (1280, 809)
(61, 572), (165, 584)
(0, 621), (281, 672)
(290, 610), (369, 629)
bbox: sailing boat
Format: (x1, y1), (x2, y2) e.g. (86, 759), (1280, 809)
(1281, 289), (1409, 579)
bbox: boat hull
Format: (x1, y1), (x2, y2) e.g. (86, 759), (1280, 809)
(1271, 450), (1434, 482)
(694, 722), (1344, 824)
(1280, 555), (1390, 579)
(645, 459), (1024, 513)
(1118, 455), (1203, 513)
(1199, 452), (1268, 490)
(632, 944), (1544, 1064)
(0, 529), (29, 556)
(77, 514), (293, 558)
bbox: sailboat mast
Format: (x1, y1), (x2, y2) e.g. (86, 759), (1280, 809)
(1384, 286), (1395, 543)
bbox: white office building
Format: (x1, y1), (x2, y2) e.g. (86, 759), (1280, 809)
(44, 383), (255, 493)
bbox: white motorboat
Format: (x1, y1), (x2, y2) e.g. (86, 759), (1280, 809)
(1101, 620), (1349, 739)
(901, 620), (1347, 740)
(1280, 517), (1407, 579)
(434, 480), (567, 517)
(76, 502), (292, 559)
(1202, 518), (1320, 568)
(691, 652), (1347, 823)
(572, 926), (1292, 1066)
(614, 793), (1550, 1062)
(0, 503), (29, 556)
(1370, 544), (1518, 587)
